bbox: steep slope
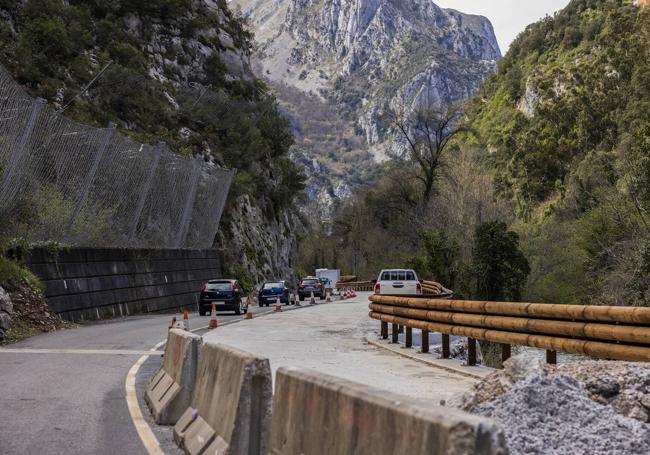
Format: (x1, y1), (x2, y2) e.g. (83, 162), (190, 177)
(0, 0), (303, 284)
(233, 0), (500, 215)
(466, 0), (650, 305)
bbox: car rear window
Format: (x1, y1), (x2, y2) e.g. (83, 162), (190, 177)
(302, 279), (318, 284)
(381, 271), (416, 281)
(206, 282), (231, 290)
(263, 282), (283, 289)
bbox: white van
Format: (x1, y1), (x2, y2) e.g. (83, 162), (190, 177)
(374, 269), (422, 295)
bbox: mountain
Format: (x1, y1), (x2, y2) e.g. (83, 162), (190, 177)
(466, 0), (650, 305)
(233, 0), (501, 216)
(0, 0), (303, 286)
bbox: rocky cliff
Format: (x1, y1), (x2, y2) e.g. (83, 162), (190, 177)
(233, 0), (501, 215)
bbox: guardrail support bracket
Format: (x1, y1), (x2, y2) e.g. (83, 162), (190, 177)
(391, 323), (399, 344)
(405, 327), (412, 348)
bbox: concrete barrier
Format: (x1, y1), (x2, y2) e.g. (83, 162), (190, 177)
(269, 367), (508, 455)
(145, 329), (201, 424)
(173, 342), (272, 455)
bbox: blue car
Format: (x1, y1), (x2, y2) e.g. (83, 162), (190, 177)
(258, 280), (289, 306)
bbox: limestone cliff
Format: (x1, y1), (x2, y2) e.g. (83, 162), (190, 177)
(233, 0), (501, 215)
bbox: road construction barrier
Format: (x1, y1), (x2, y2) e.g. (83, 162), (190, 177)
(173, 342), (272, 455)
(268, 367), (507, 455)
(145, 329), (201, 424)
(336, 281), (373, 291)
(369, 295), (650, 364)
(421, 280), (454, 297)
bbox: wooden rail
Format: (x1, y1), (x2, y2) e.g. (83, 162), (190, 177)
(369, 294), (650, 364)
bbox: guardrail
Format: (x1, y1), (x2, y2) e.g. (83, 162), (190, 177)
(368, 295), (650, 364)
(337, 279), (454, 295)
(421, 280), (453, 296)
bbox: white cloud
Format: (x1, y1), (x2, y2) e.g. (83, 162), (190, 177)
(434, 0), (571, 53)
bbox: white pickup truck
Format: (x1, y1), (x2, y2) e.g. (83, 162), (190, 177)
(374, 269), (422, 295)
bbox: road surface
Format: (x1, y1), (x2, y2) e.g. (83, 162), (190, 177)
(204, 292), (480, 403)
(0, 305), (276, 455)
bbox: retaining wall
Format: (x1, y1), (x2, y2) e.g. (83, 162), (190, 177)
(24, 247), (222, 321)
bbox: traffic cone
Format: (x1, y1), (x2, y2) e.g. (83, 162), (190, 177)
(245, 304), (253, 319)
(310, 291), (316, 305)
(183, 310), (190, 331)
(209, 303), (218, 329)
(295, 292), (301, 306)
(169, 316), (177, 330)
(326, 291), (331, 303)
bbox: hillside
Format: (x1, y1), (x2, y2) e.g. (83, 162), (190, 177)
(0, 0), (304, 283)
(233, 0), (501, 216)
(466, 0), (650, 305)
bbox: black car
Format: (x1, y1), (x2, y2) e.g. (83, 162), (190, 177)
(199, 279), (246, 315)
(297, 277), (324, 301)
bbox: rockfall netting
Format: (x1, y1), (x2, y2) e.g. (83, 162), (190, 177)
(0, 67), (234, 249)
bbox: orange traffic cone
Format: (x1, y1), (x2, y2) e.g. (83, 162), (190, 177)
(183, 310), (190, 331)
(209, 303), (218, 329)
(245, 304), (253, 319)
(310, 291), (316, 305)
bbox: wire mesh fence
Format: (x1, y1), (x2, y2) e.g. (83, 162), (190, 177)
(0, 66), (235, 249)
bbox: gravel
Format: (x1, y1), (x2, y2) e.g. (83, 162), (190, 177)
(450, 354), (650, 454)
(473, 372), (650, 454)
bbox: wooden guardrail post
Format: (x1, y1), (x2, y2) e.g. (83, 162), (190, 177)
(391, 323), (398, 343)
(421, 330), (429, 353)
(405, 327), (412, 348)
(381, 321), (388, 340)
(501, 343), (511, 363)
(546, 350), (557, 364)
(467, 338), (477, 366)
(442, 334), (450, 359)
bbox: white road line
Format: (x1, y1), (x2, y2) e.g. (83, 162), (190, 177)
(0, 348), (164, 355)
(125, 305), (306, 454)
(125, 354), (165, 455)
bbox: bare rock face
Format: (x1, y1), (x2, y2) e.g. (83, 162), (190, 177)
(232, 0), (501, 215)
(0, 286), (13, 342)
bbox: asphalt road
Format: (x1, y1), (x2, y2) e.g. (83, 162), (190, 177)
(0, 304), (284, 455)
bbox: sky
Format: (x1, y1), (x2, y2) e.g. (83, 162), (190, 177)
(434, 0), (572, 53)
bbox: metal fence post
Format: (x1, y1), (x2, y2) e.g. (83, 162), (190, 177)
(174, 158), (201, 248)
(127, 142), (163, 244)
(381, 321), (388, 339)
(64, 123), (115, 243)
(501, 343), (511, 363)
(0, 97), (46, 200)
(391, 323), (398, 343)
(405, 327), (412, 348)
(467, 338), (477, 366)
(421, 330), (429, 353)
(442, 334), (450, 359)
(546, 350), (557, 364)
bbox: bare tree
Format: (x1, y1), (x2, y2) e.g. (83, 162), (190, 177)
(389, 103), (470, 203)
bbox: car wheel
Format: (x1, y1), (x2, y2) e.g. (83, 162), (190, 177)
(235, 301), (242, 315)
(299, 295), (305, 301)
(199, 308), (206, 316)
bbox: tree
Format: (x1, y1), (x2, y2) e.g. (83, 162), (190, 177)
(389, 103), (469, 203)
(472, 221), (530, 301)
(405, 231), (459, 289)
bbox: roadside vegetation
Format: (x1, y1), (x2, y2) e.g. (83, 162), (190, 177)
(299, 0), (650, 310)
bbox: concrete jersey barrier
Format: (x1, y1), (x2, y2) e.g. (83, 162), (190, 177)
(173, 342), (272, 455)
(269, 367), (508, 455)
(145, 328), (201, 424)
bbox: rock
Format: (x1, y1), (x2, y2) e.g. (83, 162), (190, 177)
(0, 286), (13, 342)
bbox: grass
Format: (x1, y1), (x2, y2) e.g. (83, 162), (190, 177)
(0, 256), (43, 293)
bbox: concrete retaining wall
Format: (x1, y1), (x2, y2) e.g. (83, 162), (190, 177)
(145, 329), (201, 425)
(173, 342), (272, 455)
(24, 247), (222, 321)
(269, 367), (508, 455)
